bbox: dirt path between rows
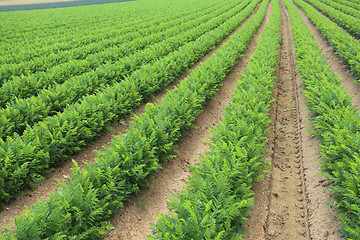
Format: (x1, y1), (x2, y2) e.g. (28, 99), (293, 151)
(103, 2), (271, 239)
(0, 2), (265, 233)
(244, 1), (341, 239)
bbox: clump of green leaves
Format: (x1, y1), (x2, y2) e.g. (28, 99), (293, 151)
(150, 0), (280, 238)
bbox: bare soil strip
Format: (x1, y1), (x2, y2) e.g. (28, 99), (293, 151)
(296, 4), (360, 109)
(264, 3), (310, 239)
(293, 2), (344, 240)
(0, 2), (263, 232)
(102, 2), (272, 239)
(0, 0), (77, 6)
(246, 1), (342, 239)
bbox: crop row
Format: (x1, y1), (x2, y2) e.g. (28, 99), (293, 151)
(0, 0), (245, 143)
(331, 0), (360, 11)
(1, 0), (267, 238)
(342, 0), (359, 4)
(0, 7), (188, 65)
(284, 0), (360, 238)
(150, 0), (280, 238)
(293, 0), (360, 79)
(0, 0), (188, 44)
(319, 0), (360, 19)
(0, 1), (141, 38)
(0, 0), (238, 102)
(0, 8), (156, 56)
(0, 1), (218, 64)
(0, 0), (259, 208)
(0, 1), (231, 83)
(303, 0), (360, 38)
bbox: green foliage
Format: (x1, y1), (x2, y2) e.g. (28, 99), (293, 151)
(293, 0), (360, 79)
(331, 0), (360, 11)
(0, 0), (236, 108)
(284, 0), (360, 238)
(0, 0), (255, 207)
(1, 0), (266, 238)
(150, 0), (280, 238)
(0, 0), (243, 139)
(319, 0), (360, 19)
(303, 0), (360, 37)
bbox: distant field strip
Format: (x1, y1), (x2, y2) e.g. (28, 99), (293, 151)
(0, 0), (134, 12)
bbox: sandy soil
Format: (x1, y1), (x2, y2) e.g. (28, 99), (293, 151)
(244, 1), (341, 239)
(0, 0), (77, 6)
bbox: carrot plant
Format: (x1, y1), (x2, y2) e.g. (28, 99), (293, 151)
(150, 0), (280, 238)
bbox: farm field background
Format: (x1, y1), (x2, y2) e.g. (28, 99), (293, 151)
(0, 0), (359, 239)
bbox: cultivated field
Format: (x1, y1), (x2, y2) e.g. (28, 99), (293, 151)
(0, 0), (359, 239)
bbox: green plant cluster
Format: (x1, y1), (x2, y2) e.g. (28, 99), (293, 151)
(0, 0), (204, 64)
(293, 0), (360, 79)
(331, 0), (360, 11)
(303, 0), (360, 38)
(0, 0), (267, 238)
(284, 0), (360, 238)
(0, 5), (155, 64)
(0, 0), (259, 208)
(150, 0), (280, 238)
(0, 0), (234, 101)
(0, 1), (249, 141)
(319, 0), (360, 19)
(0, 0), (248, 137)
(0, 0), (240, 114)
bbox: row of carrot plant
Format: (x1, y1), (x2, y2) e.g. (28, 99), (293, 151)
(302, 0), (360, 38)
(318, 0), (360, 19)
(0, 0), (248, 140)
(0, 0), (221, 64)
(293, 0), (360, 79)
(285, 0), (360, 237)
(0, 0), (246, 141)
(0, 0), (259, 208)
(0, 0), (240, 106)
(1, 0), (268, 238)
(0, 0), (193, 47)
(331, 0), (360, 11)
(151, 0), (280, 238)
(0, 1), (235, 84)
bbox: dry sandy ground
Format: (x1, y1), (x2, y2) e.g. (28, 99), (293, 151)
(0, 0), (77, 6)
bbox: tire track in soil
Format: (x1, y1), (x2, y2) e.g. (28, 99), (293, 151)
(291, 2), (343, 239)
(102, 2), (272, 239)
(245, 1), (342, 239)
(264, 2), (310, 239)
(0, 2), (264, 232)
